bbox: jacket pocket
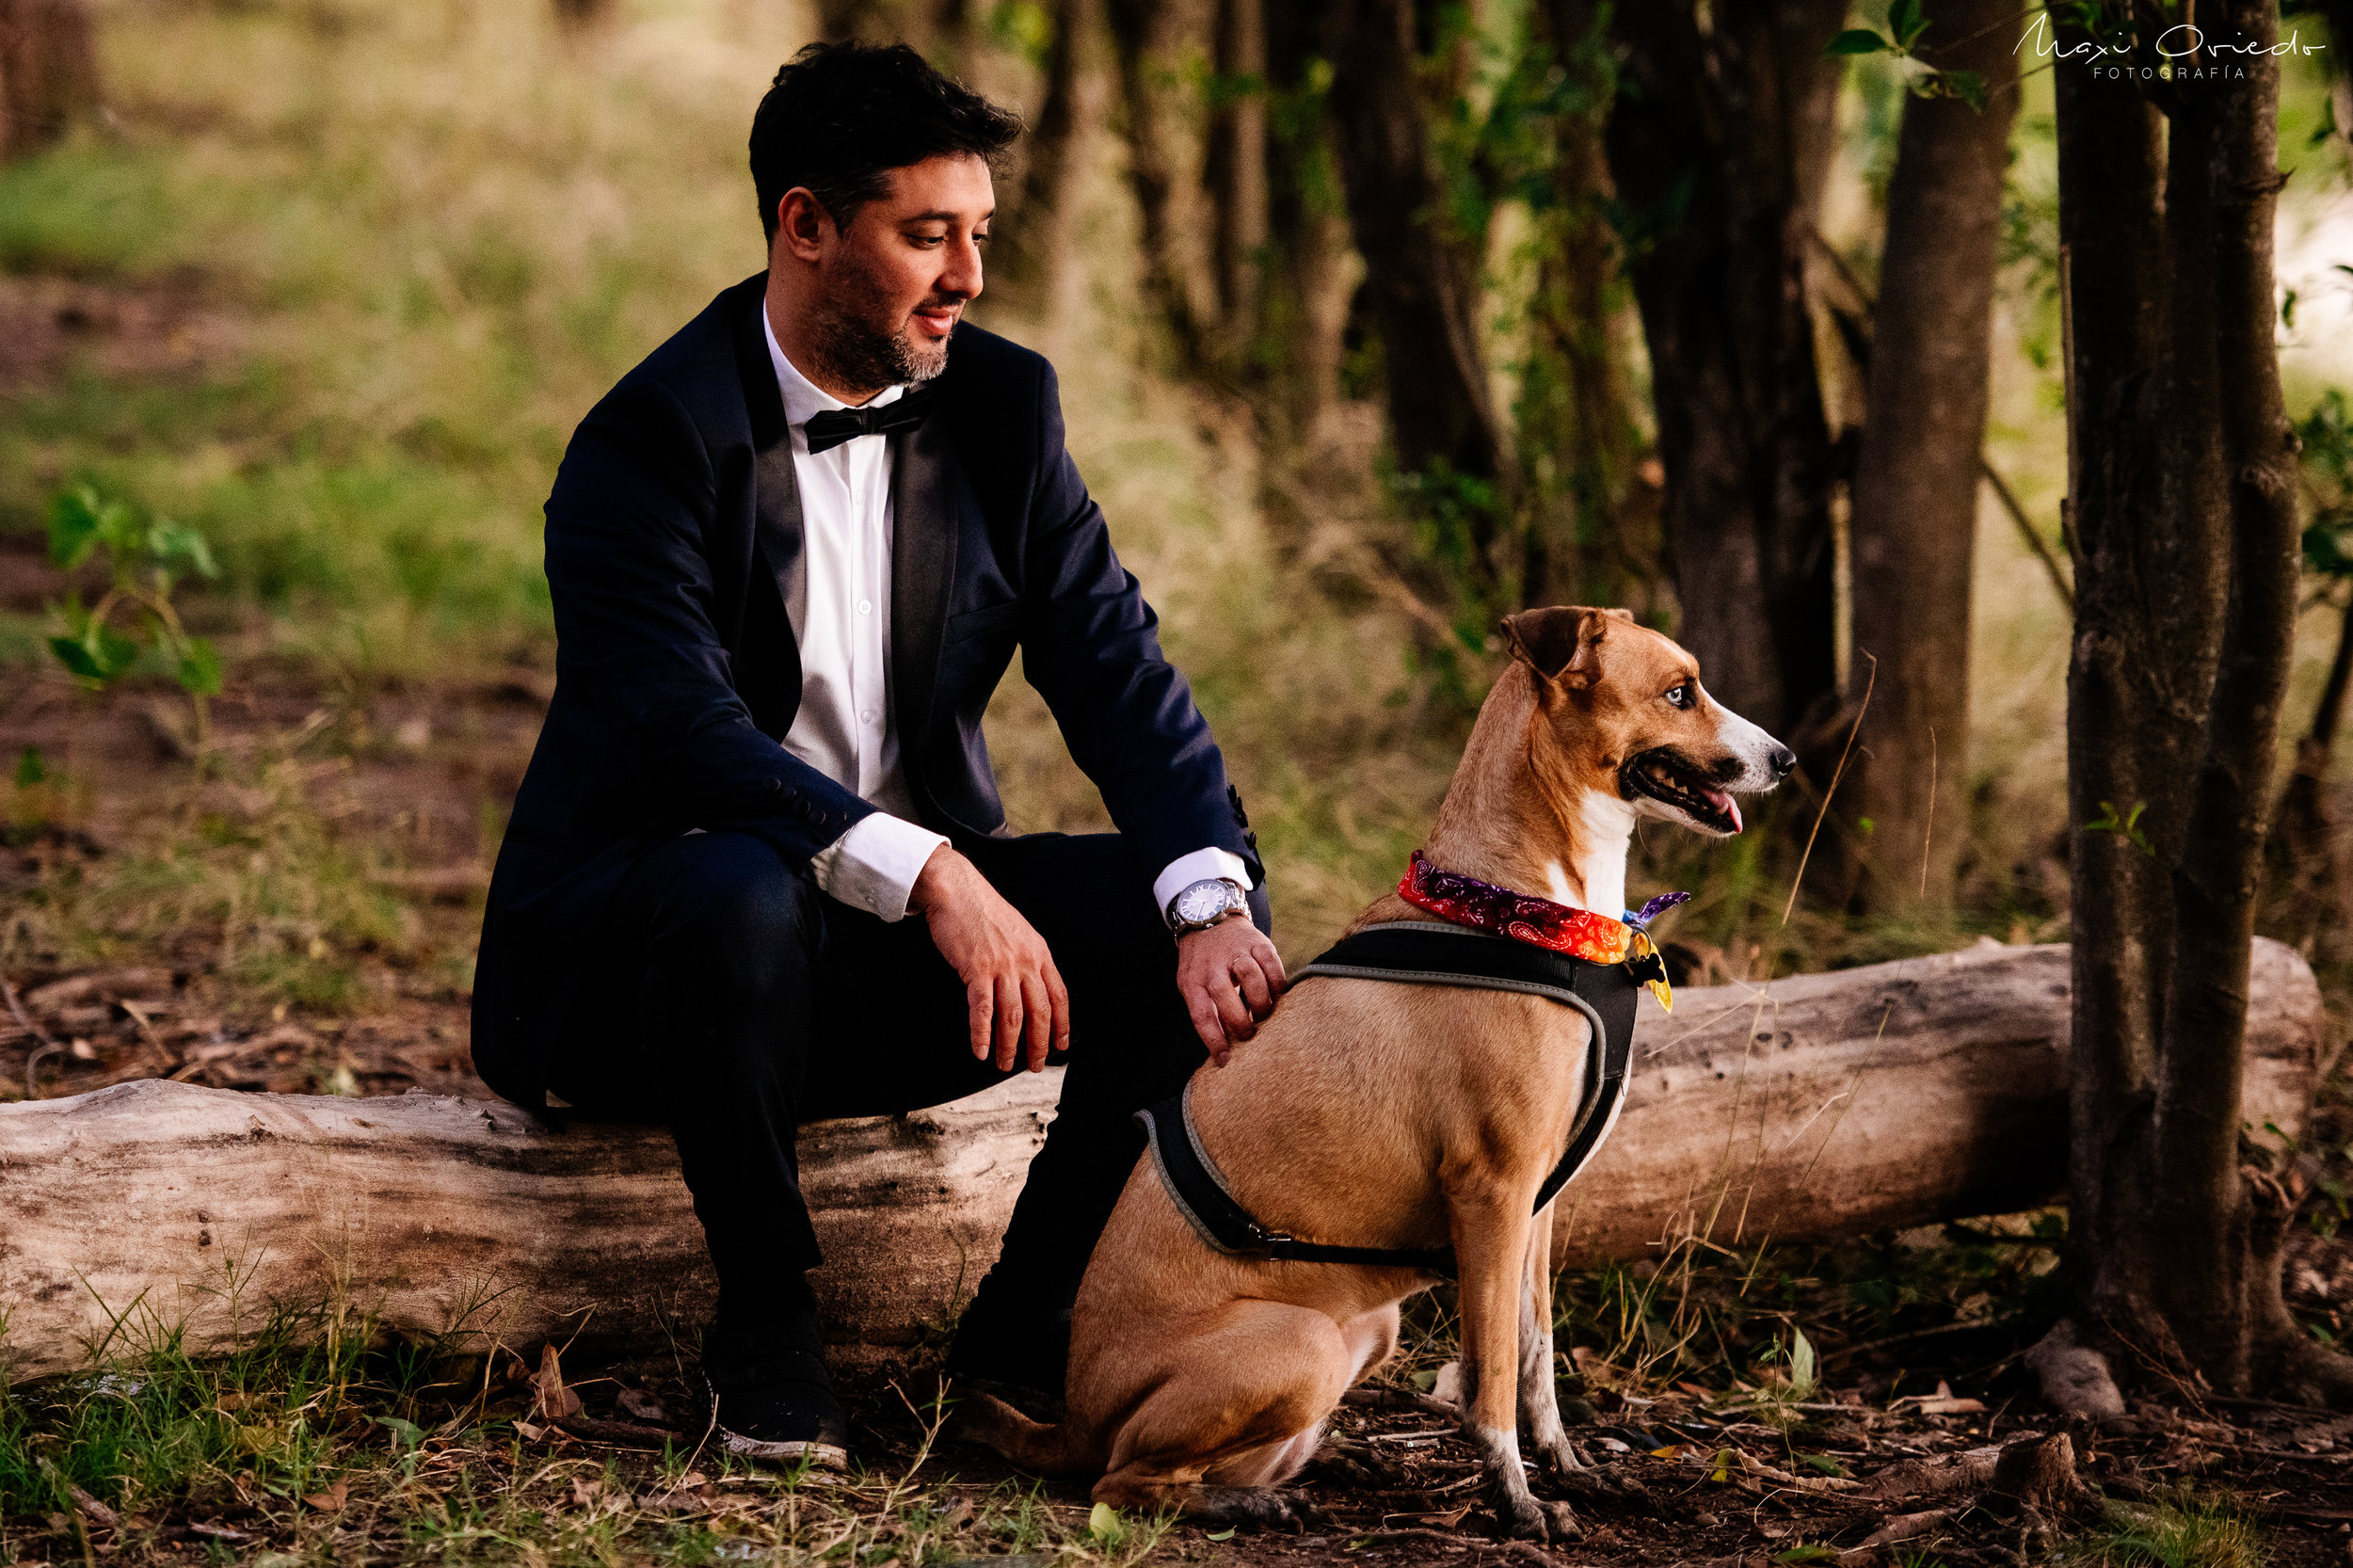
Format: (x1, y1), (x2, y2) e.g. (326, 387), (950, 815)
(942, 599), (1024, 645)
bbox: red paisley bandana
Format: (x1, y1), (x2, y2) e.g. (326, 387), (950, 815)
(1397, 851), (1685, 1012)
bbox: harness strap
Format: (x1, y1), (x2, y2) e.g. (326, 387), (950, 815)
(1134, 921), (1644, 1276)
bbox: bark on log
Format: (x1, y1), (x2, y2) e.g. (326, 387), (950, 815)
(0, 939), (2321, 1383)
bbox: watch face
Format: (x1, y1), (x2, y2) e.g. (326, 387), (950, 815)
(1176, 881), (1234, 924)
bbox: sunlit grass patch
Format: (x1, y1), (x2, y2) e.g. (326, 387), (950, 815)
(2063, 1488), (2265, 1568)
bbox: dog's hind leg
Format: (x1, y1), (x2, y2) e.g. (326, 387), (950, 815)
(1089, 1298), (1353, 1531)
(1516, 1200), (1584, 1477)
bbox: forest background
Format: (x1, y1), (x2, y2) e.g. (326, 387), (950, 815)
(5, 3), (2353, 1563)
(0, 0), (2348, 1010)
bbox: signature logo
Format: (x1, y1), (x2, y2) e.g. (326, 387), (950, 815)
(2016, 12), (2327, 76)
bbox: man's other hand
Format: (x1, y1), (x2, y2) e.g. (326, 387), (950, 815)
(910, 845), (1070, 1073)
(1178, 915), (1287, 1066)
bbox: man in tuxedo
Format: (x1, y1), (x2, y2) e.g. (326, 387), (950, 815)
(470, 40), (1287, 1466)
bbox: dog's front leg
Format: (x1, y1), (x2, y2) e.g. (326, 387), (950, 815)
(1516, 1199), (1582, 1476)
(1449, 1182), (1577, 1542)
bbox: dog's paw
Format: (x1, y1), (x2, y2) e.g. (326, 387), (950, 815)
(1492, 1488), (1558, 1542)
(1538, 1498), (1582, 1538)
(1184, 1484), (1333, 1533)
(1529, 1432), (1585, 1475)
(1305, 1436), (1406, 1490)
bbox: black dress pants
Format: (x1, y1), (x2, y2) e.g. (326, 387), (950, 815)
(543, 827), (1250, 1380)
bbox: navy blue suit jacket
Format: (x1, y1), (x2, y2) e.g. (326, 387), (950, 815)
(471, 273), (1259, 1108)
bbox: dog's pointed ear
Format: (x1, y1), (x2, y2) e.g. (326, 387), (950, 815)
(1501, 606), (1610, 690)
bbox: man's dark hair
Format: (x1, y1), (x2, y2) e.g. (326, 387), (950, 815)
(750, 41), (1021, 243)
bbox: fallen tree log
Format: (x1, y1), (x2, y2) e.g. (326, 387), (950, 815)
(0, 938), (2323, 1382)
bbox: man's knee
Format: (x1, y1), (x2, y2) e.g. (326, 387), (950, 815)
(641, 834), (822, 990)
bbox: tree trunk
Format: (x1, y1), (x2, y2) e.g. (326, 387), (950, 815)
(1322, 0), (1506, 506)
(1106, 0), (1222, 371)
(1602, 0), (1847, 740)
(1839, 0), (2020, 910)
(1207, 0), (1268, 353)
(2044, 0), (2353, 1413)
(0, 0), (99, 160)
(1255, 0), (1353, 440)
(1000, 0), (1109, 332)
(0, 941), (2321, 1384)
(1519, 0), (1654, 617)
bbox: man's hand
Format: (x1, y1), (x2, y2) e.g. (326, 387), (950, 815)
(1178, 914), (1287, 1066)
(909, 845), (1070, 1073)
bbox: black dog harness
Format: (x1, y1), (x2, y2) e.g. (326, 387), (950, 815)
(1133, 920), (1652, 1275)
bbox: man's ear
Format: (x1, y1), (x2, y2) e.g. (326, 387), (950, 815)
(1501, 606), (1610, 691)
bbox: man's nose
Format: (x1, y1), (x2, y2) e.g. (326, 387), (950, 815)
(942, 237), (984, 299)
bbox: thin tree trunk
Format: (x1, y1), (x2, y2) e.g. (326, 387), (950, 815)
(1521, 0), (1650, 616)
(1257, 1), (1352, 440)
(1003, 0), (1107, 328)
(2054, 8), (2172, 1351)
(2149, 0), (2308, 1393)
(1323, 0), (1505, 505)
(0, 0), (99, 159)
(1841, 0), (2020, 909)
(2045, 0), (2353, 1412)
(1208, 0), (1268, 355)
(1602, 0), (1846, 739)
(1107, 0), (1221, 370)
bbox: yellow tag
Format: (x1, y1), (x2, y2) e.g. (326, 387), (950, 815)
(1630, 931), (1674, 1013)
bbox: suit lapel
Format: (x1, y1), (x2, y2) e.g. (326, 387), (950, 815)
(889, 406), (960, 754)
(739, 286), (807, 742)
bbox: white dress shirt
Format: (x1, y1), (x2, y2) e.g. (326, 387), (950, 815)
(763, 310), (1253, 925)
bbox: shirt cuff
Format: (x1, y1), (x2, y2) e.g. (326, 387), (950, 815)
(1152, 847), (1256, 925)
(808, 812), (950, 923)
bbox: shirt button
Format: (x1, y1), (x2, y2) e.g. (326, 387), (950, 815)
(857, 599), (872, 616)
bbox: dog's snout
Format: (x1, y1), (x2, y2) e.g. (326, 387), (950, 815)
(1768, 744), (1796, 780)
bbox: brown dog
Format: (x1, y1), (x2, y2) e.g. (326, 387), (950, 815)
(960, 606), (1792, 1540)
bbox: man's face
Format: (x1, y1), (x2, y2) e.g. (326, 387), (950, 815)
(786, 153), (992, 394)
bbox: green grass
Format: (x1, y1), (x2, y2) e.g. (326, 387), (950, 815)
(2063, 1489), (2266, 1568)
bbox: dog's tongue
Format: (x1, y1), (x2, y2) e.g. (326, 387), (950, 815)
(1706, 789), (1742, 833)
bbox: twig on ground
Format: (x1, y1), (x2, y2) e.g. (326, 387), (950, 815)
(1345, 1386), (1462, 1418)
(1341, 1526), (1566, 1564)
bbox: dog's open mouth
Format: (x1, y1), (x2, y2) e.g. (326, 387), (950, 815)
(1621, 747), (1743, 834)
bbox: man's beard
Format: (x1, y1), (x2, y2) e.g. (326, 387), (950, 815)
(808, 276), (953, 395)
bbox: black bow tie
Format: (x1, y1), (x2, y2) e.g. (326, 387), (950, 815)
(804, 389), (934, 455)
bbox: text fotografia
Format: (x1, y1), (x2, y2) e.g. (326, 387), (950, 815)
(2017, 13), (2326, 81)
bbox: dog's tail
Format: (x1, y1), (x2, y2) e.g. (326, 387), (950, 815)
(950, 1390), (1094, 1479)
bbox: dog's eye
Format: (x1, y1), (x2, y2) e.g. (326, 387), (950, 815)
(1665, 683), (1695, 710)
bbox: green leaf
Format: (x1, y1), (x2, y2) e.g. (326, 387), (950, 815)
(1825, 27), (1893, 54)
(1939, 68), (1989, 111)
(49, 619), (138, 686)
(1088, 1500), (1126, 1544)
(1789, 1325), (1817, 1400)
(1796, 1451), (1849, 1477)
(1888, 0), (1927, 49)
(45, 486), (104, 571)
(1207, 1528), (1237, 1541)
(1776, 1547), (1838, 1565)
(14, 746), (47, 787)
(176, 638), (224, 698)
(375, 1415), (424, 1451)
(150, 520), (218, 579)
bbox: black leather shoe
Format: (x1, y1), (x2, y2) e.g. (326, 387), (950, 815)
(703, 1358), (851, 1470)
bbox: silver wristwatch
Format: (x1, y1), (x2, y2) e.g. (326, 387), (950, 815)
(1166, 876), (1247, 936)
